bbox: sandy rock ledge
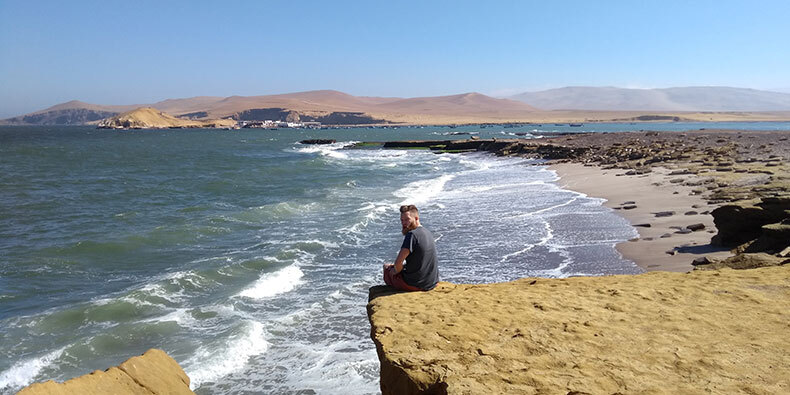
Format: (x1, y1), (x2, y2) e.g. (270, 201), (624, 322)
(367, 266), (790, 394)
(17, 349), (194, 395)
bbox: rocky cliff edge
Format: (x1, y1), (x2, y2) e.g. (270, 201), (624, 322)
(367, 266), (790, 394)
(17, 349), (194, 395)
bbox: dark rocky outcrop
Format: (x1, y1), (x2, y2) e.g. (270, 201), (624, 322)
(692, 253), (790, 271)
(300, 139), (337, 144)
(178, 111), (208, 119)
(234, 108), (389, 125)
(380, 139), (589, 159)
(711, 196), (790, 251)
(235, 108), (293, 121)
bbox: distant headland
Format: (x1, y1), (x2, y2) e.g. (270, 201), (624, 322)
(97, 107), (237, 129)
(3, 87), (790, 128)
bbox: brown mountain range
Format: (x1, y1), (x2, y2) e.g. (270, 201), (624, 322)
(4, 90), (790, 126)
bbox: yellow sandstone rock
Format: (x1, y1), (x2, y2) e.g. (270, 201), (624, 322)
(97, 107), (236, 129)
(367, 266), (790, 394)
(18, 349), (193, 395)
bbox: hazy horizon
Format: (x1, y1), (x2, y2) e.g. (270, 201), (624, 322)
(2, 1), (790, 118)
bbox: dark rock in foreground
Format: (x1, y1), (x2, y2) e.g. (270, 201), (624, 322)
(300, 139), (337, 144)
(711, 196), (790, 248)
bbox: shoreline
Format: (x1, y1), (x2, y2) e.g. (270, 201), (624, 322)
(549, 163), (732, 272)
(372, 128), (788, 271)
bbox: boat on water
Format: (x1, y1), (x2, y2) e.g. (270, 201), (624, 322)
(569, 123), (583, 127)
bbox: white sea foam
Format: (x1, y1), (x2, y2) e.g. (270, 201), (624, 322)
(288, 239), (340, 249)
(356, 201), (392, 220)
(130, 282), (184, 305)
(294, 141), (359, 159)
(451, 180), (548, 195)
(237, 265), (304, 299)
(536, 245), (574, 278)
(185, 320), (269, 389)
(500, 220), (554, 262)
(0, 347), (66, 391)
(394, 174), (455, 206)
(142, 308), (195, 327)
(279, 340), (379, 393)
(509, 195), (580, 219)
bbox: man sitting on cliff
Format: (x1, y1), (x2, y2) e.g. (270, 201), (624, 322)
(382, 204), (439, 291)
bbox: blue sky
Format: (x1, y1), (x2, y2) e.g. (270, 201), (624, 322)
(1, 0), (790, 117)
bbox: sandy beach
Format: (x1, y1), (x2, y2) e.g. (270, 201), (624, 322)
(550, 163), (733, 272)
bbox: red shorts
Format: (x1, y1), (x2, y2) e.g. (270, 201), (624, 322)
(383, 266), (423, 292)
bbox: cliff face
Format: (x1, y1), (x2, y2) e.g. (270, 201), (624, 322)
(17, 349), (194, 395)
(367, 266), (790, 394)
(97, 107), (236, 129)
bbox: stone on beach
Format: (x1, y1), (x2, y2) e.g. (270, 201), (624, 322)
(691, 256), (712, 266)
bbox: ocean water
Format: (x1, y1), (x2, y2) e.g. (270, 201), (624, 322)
(1, 123), (788, 394)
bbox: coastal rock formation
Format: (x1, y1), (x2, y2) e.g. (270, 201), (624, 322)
(711, 196), (790, 252)
(18, 349), (194, 395)
(300, 139), (337, 145)
(367, 266), (790, 394)
(380, 139), (589, 159)
(97, 107), (236, 129)
(692, 252), (789, 270)
(379, 130), (788, 205)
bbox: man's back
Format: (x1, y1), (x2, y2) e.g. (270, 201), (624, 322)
(401, 226), (439, 290)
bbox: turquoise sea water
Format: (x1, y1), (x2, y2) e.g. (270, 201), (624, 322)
(1, 122), (789, 394)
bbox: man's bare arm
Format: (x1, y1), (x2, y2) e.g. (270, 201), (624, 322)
(394, 248), (410, 274)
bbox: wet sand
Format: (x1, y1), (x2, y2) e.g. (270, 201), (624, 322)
(551, 163), (733, 272)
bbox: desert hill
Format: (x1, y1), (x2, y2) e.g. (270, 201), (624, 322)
(1, 90), (540, 126)
(510, 86), (790, 111)
(97, 107), (236, 129)
(5, 88), (790, 126)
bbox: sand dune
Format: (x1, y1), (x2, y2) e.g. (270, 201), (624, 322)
(97, 107), (235, 129)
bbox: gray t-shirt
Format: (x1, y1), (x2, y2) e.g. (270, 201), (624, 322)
(400, 226), (439, 290)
